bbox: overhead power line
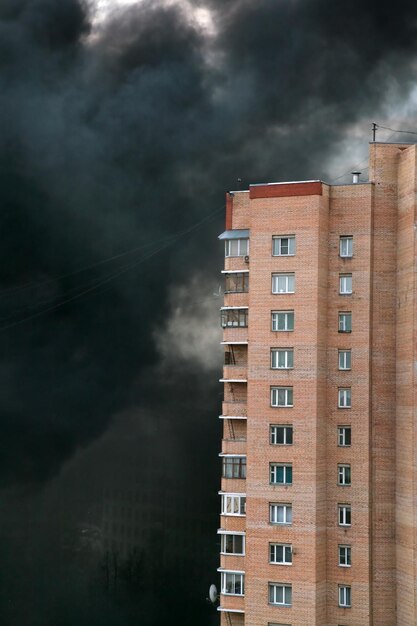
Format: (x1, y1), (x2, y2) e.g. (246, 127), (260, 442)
(0, 206), (223, 333)
(376, 123), (417, 137)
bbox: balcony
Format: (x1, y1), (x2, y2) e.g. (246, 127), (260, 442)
(222, 439), (246, 454)
(222, 327), (248, 344)
(223, 292), (249, 309)
(222, 401), (247, 418)
(218, 594), (245, 615)
(224, 256), (250, 273)
(222, 365), (247, 381)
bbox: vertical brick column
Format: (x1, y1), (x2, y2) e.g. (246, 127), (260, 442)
(395, 144), (417, 625)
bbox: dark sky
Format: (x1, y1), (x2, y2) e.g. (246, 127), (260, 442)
(1, 1), (417, 624)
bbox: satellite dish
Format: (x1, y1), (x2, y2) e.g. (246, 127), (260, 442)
(208, 584), (218, 604)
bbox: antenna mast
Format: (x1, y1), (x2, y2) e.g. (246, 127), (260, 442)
(372, 122), (377, 142)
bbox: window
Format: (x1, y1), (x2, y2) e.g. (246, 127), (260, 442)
(271, 348), (294, 369)
(270, 503), (292, 525)
(220, 571), (245, 596)
(270, 425), (293, 445)
(340, 236), (353, 258)
(224, 272), (249, 293)
(272, 236), (295, 256)
(338, 545), (351, 567)
(221, 308), (248, 328)
(338, 312), (352, 332)
(221, 493), (246, 516)
(338, 350), (351, 370)
(338, 504), (351, 527)
(272, 273), (295, 294)
(269, 583), (292, 606)
(220, 533), (245, 555)
(225, 239), (248, 258)
(338, 388), (351, 408)
(271, 387), (293, 407)
(222, 456), (246, 479)
(338, 464), (351, 486)
(270, 464), (293, 485)
(338, 585), (351, 608)
(339, 274), (352, 295)
(270, 543), (292, 565)
(272, 311), (294, 331)
(338, 426), (351, 447)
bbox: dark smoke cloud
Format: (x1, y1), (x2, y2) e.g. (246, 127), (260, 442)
(2, 0), (417, 483)
(1, 0), (417, 623)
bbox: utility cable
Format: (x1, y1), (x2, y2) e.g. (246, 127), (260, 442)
(0, 232), (178, 299)
(331, 158), (369, 182)
(0, 206), (223, 332)
(376, 124), (417, 136)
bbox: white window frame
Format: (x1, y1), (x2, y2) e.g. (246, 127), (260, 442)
(272, 310), (294, 331)
(271, 348), (294, 369)
(271, 387), (293, 407)
(268, 583), (292, 607)
(338, 464), (351, 486)
(270, 503), (292, 525)
(272, 235), (296, 257)
(338, 388), (351, 408)
(269, 543), (293, 565)
(338, 426), (351, 447)
(220, 493), (246, 516)
(338, 349), (351, 370)
(338, 544), (351, 567)
(340, 236), (353, 258)
(225, 239), (249, 258)
(222, 455), (247, 479)
(221, 308), (248, 328)
(224, 272), (249, 293)
(219, 531), (245, 556)
(272, 273), (295, 294)
(338, 504), (351, 527)
(220, 571), (245, 596)
(270, 463), (293, 485)
(338, 312), (352, 332)
(338, 585), (351, 608)
(270, 425), (293, 446)
(339, 274), (352, 295)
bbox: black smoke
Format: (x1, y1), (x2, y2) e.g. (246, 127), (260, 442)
(1, 0), (417, 624)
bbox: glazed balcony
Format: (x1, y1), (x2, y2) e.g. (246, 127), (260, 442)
(223, 270), (249, 309)
(221, 306), (248, 346)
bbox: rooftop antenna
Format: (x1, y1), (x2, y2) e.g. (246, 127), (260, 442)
(372, 122), (377, 142)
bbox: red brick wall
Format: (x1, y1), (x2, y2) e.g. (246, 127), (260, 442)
(218, 142), (417, 626)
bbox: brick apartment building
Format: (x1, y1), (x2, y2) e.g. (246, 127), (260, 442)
(217, 142), (417, 625)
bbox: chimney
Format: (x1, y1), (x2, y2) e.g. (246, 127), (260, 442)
(352, 171), (361, 184)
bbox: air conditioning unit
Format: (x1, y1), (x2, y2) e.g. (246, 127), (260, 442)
(244, 255), (250, 263)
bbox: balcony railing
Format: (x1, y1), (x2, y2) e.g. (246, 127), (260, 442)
(222, 401), (247, 418)
(222, 365), (247, 381)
